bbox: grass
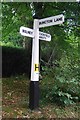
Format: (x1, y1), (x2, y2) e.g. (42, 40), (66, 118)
(2, 75), (79, 119)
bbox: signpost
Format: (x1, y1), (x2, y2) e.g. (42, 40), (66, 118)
(20, 14), (64, 110)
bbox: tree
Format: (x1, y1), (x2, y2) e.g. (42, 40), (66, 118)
(1, 2), (80, 63)
(1, 2), (80, 64)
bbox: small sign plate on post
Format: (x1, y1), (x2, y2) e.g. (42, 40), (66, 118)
(39, 32), (51, 41)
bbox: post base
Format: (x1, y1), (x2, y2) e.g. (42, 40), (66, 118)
(29, 81), (39, 110)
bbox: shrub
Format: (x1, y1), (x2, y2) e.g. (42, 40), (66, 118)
(41, 56), (80, 105)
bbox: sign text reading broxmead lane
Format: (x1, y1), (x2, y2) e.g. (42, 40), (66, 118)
(39, 14), (64, 28)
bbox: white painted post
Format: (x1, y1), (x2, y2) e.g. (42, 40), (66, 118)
(31, 19), (39, 81)
(29, 19), (40, 110)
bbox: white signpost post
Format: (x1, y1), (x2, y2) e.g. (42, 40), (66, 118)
(20, 14), (64, 110)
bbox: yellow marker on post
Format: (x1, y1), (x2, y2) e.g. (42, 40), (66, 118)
(34, 64), (39, 72)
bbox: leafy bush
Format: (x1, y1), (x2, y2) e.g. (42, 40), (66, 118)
(41, 55), (80, 105)
(48, 76), (79, 105)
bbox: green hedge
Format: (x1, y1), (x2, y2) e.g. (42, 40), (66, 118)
(2, 46), (31, 77)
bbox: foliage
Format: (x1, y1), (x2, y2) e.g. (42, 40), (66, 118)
(2, 2), (32, 47)
(1, 2), (80, 48)
(41, 48), (79, 105)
